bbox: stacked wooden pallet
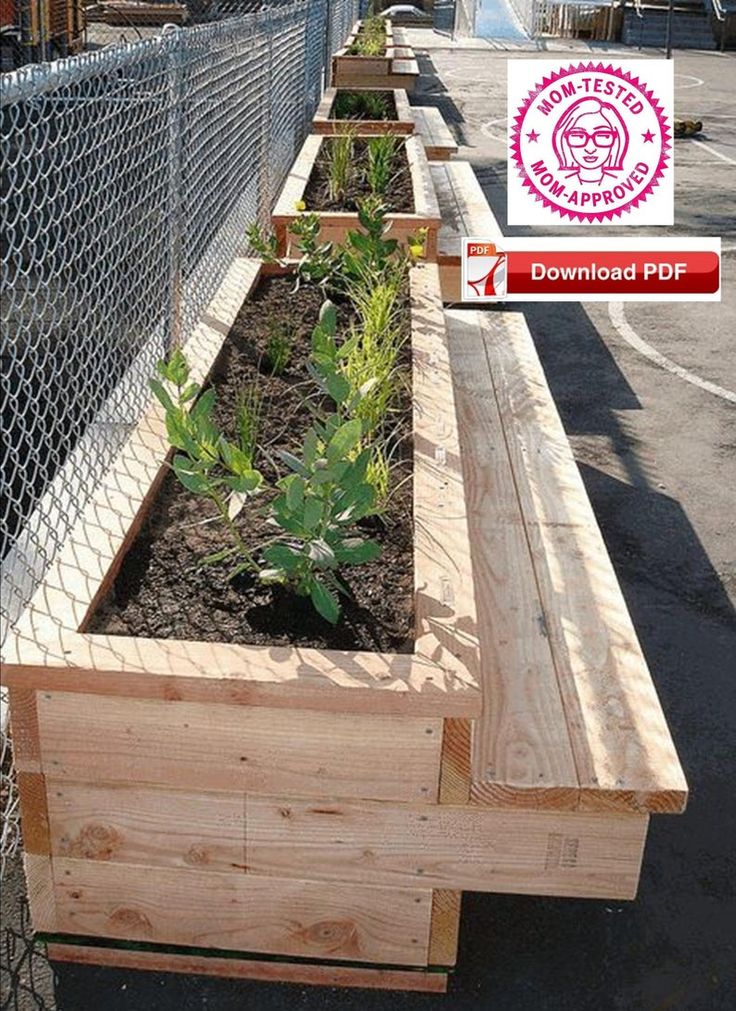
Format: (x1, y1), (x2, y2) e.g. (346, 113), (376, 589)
(1, 24), (688, 996)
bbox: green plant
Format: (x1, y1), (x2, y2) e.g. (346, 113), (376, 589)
(264, 318), (293, 375)
(261, 411), (381, 624)
(245, 222), (279, 261)
(150, 350), (263, 577)
(348, 15), (386, 56)
(365, 135), (400, 197)
(324, 132), (355, 204)
(333, 90), (388, 122)
(235, 382), (263, 465)
(366, 443), (391, 509)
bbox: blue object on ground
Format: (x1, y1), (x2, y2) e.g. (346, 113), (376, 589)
(476, 0), (530, 40)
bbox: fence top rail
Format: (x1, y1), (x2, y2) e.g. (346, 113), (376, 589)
(0, 1), (315, 105)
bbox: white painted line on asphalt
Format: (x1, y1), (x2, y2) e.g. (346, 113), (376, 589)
(688, 137), (736, 167)
(674, 74), (704, 89)
(480, 116), (507, 142)
(608, 303), (736, 405)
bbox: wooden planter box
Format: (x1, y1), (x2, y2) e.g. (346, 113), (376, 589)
(3, 259), (481, 992)
(313, 87), (414, 136)
(332, 19), (396, 76)
(272, 133), (440, 260)
(3, 260), (688, 990)
(332, 20), (419, 92)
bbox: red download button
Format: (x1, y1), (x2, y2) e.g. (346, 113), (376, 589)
(507, 251), (720, 296)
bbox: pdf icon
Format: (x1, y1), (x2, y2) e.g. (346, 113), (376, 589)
(508, 60), (673, 226)
(461, 240), (507, 301)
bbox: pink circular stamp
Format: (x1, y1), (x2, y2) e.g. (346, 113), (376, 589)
(510, 62), (671, 224)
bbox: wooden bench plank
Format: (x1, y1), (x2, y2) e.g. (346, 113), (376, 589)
(43, 780), (647, 900)
(393, 57), (419, 76)
(430, 162), (503, 302)
(479, 311), (688, 815)
(53, 858), (433, 966)
(431, 162), (502, 262)
(412, 106), (458, 161)
(445, 310), (580, 809)
(246, 796), (647, 900)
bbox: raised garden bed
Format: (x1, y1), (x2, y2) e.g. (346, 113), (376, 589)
(3, 238), (484, 990)
(313, 87), (414, 136)
(331, 19), (418, 92)
(272, 133), (440, 259)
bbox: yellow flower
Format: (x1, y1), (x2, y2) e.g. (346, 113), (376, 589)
(294, 199), (306, 212)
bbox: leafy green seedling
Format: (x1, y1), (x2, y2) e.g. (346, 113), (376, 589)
(151, 350), (263, 577)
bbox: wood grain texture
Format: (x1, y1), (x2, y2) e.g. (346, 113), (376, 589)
(431, 161), (502, 262)
(412, 106), (458, 161)
(47, 781), (245, 872)
(24, 853), (56, 932)
(37, 693), (442, 802)
(46, 943), (448, 992)
(8, 688), (41, 772)
(1, 263), (480, 721)
(246, 796), (648, 899)
(480, 311), (688, 815)
(428, 890), (461, 966)
(53, 859), (433, 965)
(410, 265), (481, 701)
(439, 718), (471, 804)
(446, 312), (580, 809)
(16, 772), (50, 855)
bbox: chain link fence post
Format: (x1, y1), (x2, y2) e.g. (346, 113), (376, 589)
(165, 26), (184, 352)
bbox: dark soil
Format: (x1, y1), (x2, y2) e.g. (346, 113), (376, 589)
(331, 90), (398, 121)
(304, 138), (413, 214)
(89, 275), (415, 653)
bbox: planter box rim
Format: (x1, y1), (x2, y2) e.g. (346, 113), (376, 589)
(313, 87), (414, 136)
(2, 260), (479, 719)
(272, 133), (441, 230)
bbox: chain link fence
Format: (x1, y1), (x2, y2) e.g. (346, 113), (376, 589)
(0, 0), (358, 927)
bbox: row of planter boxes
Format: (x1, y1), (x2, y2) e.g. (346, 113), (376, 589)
(3, 21), (687, 996)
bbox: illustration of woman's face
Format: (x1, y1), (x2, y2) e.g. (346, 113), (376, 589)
(565, 112), (616, 170)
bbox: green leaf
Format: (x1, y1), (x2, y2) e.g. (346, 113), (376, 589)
(302, 428), (319, 467)
(167, 348), (190, 387)
(172, 455), (212, 495)
(325, 370), (351, 406)
(285, 475), (305, 512)
(149, 378), (175, 412)
(166, 413), (200, 457)
(263, 543), (302, 573)
(259, 567), (287, 585)
(220, 439), (254, 477)
(308, 538), (337, 568)
(278, 451), (309, 477)
(318, 300), (337, 334)
(335, 538), (381, 565)
(190, 387), (217, 425)
(326, 418), (362, 464)
(303, 497), (322, 531)
(180, 383), (199, 403)
(310, 577), (341, 625)
(224, 471), (262, 495)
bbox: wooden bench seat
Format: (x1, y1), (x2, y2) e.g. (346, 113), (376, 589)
(430, 161), (502, 302)
(412, 106), (458, 161)
(445, 307), (688, 815)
